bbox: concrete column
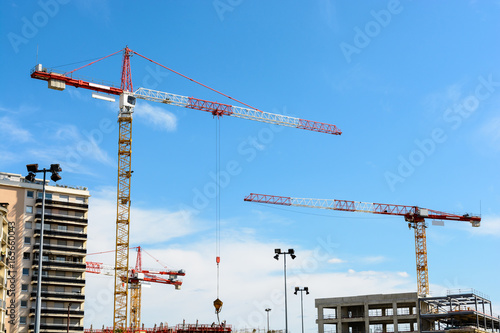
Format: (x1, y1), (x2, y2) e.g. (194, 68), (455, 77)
(317, 305), (324, 333)
(364, 302), (370, 333)
(337, 305), (342, 333)
(393, 302), (399, 333)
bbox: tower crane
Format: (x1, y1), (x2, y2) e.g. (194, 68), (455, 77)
(86, 246), (185, 330)
(243, 193), (481, 297)
(30, 46), (342, 331)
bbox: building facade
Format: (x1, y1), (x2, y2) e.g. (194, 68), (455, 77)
(316, 290), (500, 333)
(0, 172), (89, 333)
(316, 292), (419, 333)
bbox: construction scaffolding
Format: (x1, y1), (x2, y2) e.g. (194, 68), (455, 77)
(420, 289), (500, 333)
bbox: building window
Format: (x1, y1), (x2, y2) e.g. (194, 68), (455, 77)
(27, 190), (34, 198)
(74, 240), (83, 248)
(25, 221), (32, 229)
(23, 252), (30, 260)
(57, 225), (68, 231)
(21, 284), (29, 292)
(24, 237), (31, 245)
(76, 196), (85, 203)
(58, 209), (68, 216)
(74, 226), (84, 233)
(75, 211), (84, 218)
(53, 317), (64, 324)
(37, 192), (52, 200)
(56, 256), (65, 262)
(36, 207), (52, 215)
(26, 206), (33, 214)
(35, 222), (51, 230)
(20, 316), (27, 325)
(59, 195), (69, 202)
(57, 239), (67, 246)
(21, 300), (28, 308)
(22, 268), (29, 276)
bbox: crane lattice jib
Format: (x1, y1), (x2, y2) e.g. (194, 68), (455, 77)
(243, 193), (481, 223)
(244, 193), (480, 297)
(133, 88), (342, 135)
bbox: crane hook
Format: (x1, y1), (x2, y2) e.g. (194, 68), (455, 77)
(214, 298), (223, 314)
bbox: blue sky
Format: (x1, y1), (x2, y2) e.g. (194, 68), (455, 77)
(1, 1), (500, 332)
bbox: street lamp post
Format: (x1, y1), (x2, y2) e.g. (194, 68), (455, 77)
(265, 308), (271, 333)
(25, 164), (62, 333)
(274, 248), (296, 333)
(67, 302), (72, 333)
(294, 287), (309, 333)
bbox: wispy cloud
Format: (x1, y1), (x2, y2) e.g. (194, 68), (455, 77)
(470, 215), (500, 237)
(361, 255), (387, 264)
(0, 116), (33, 143)
(479, 116), (500, 150)
(135, 102), (177, 132)
(328, 257), (346, 264)
(423, 81), (465, 115)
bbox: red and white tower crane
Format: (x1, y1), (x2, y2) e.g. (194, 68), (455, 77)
(31, 46), (341, 330)
(86, 246), (185, 331)
(243, 193), (481, 297)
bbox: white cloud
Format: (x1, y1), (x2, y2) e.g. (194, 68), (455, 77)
(479, 116), (500, 149)
(361, 255), (387, 264)
(328, 257), (346, 264)
(0, 116), (33, 143)
(135, 102), (177, 131)
(84, 193), (415, 331)
(469, 215), (500, 237)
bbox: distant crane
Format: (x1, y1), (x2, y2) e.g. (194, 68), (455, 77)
(244, 193), (481, 296)
(86, 246), (185, 330)
(31, 46), (341, 330)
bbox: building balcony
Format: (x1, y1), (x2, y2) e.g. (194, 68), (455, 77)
(36, 198), (88, 210)
(29, 307), (84, 316)
(33, 228), (87, 240)
(30, 291), (85, 301)
(31, 275), (85, 286)
(33, 244), (87, 255)
(35, 213), (87, 226)
(32, 259), (86, 271)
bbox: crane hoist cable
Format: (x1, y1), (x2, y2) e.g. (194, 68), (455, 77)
(213, 116), (223, 322)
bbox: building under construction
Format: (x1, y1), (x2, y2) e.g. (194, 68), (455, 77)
(315, 289), (499, 333)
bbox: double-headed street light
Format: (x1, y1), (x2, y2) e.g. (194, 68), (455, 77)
(274, 248), (296, 333)
(25, 163), (62, 333)
(294, 287), (309, 333)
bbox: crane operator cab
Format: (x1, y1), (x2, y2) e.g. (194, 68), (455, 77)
(119, 93), (136, 116)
